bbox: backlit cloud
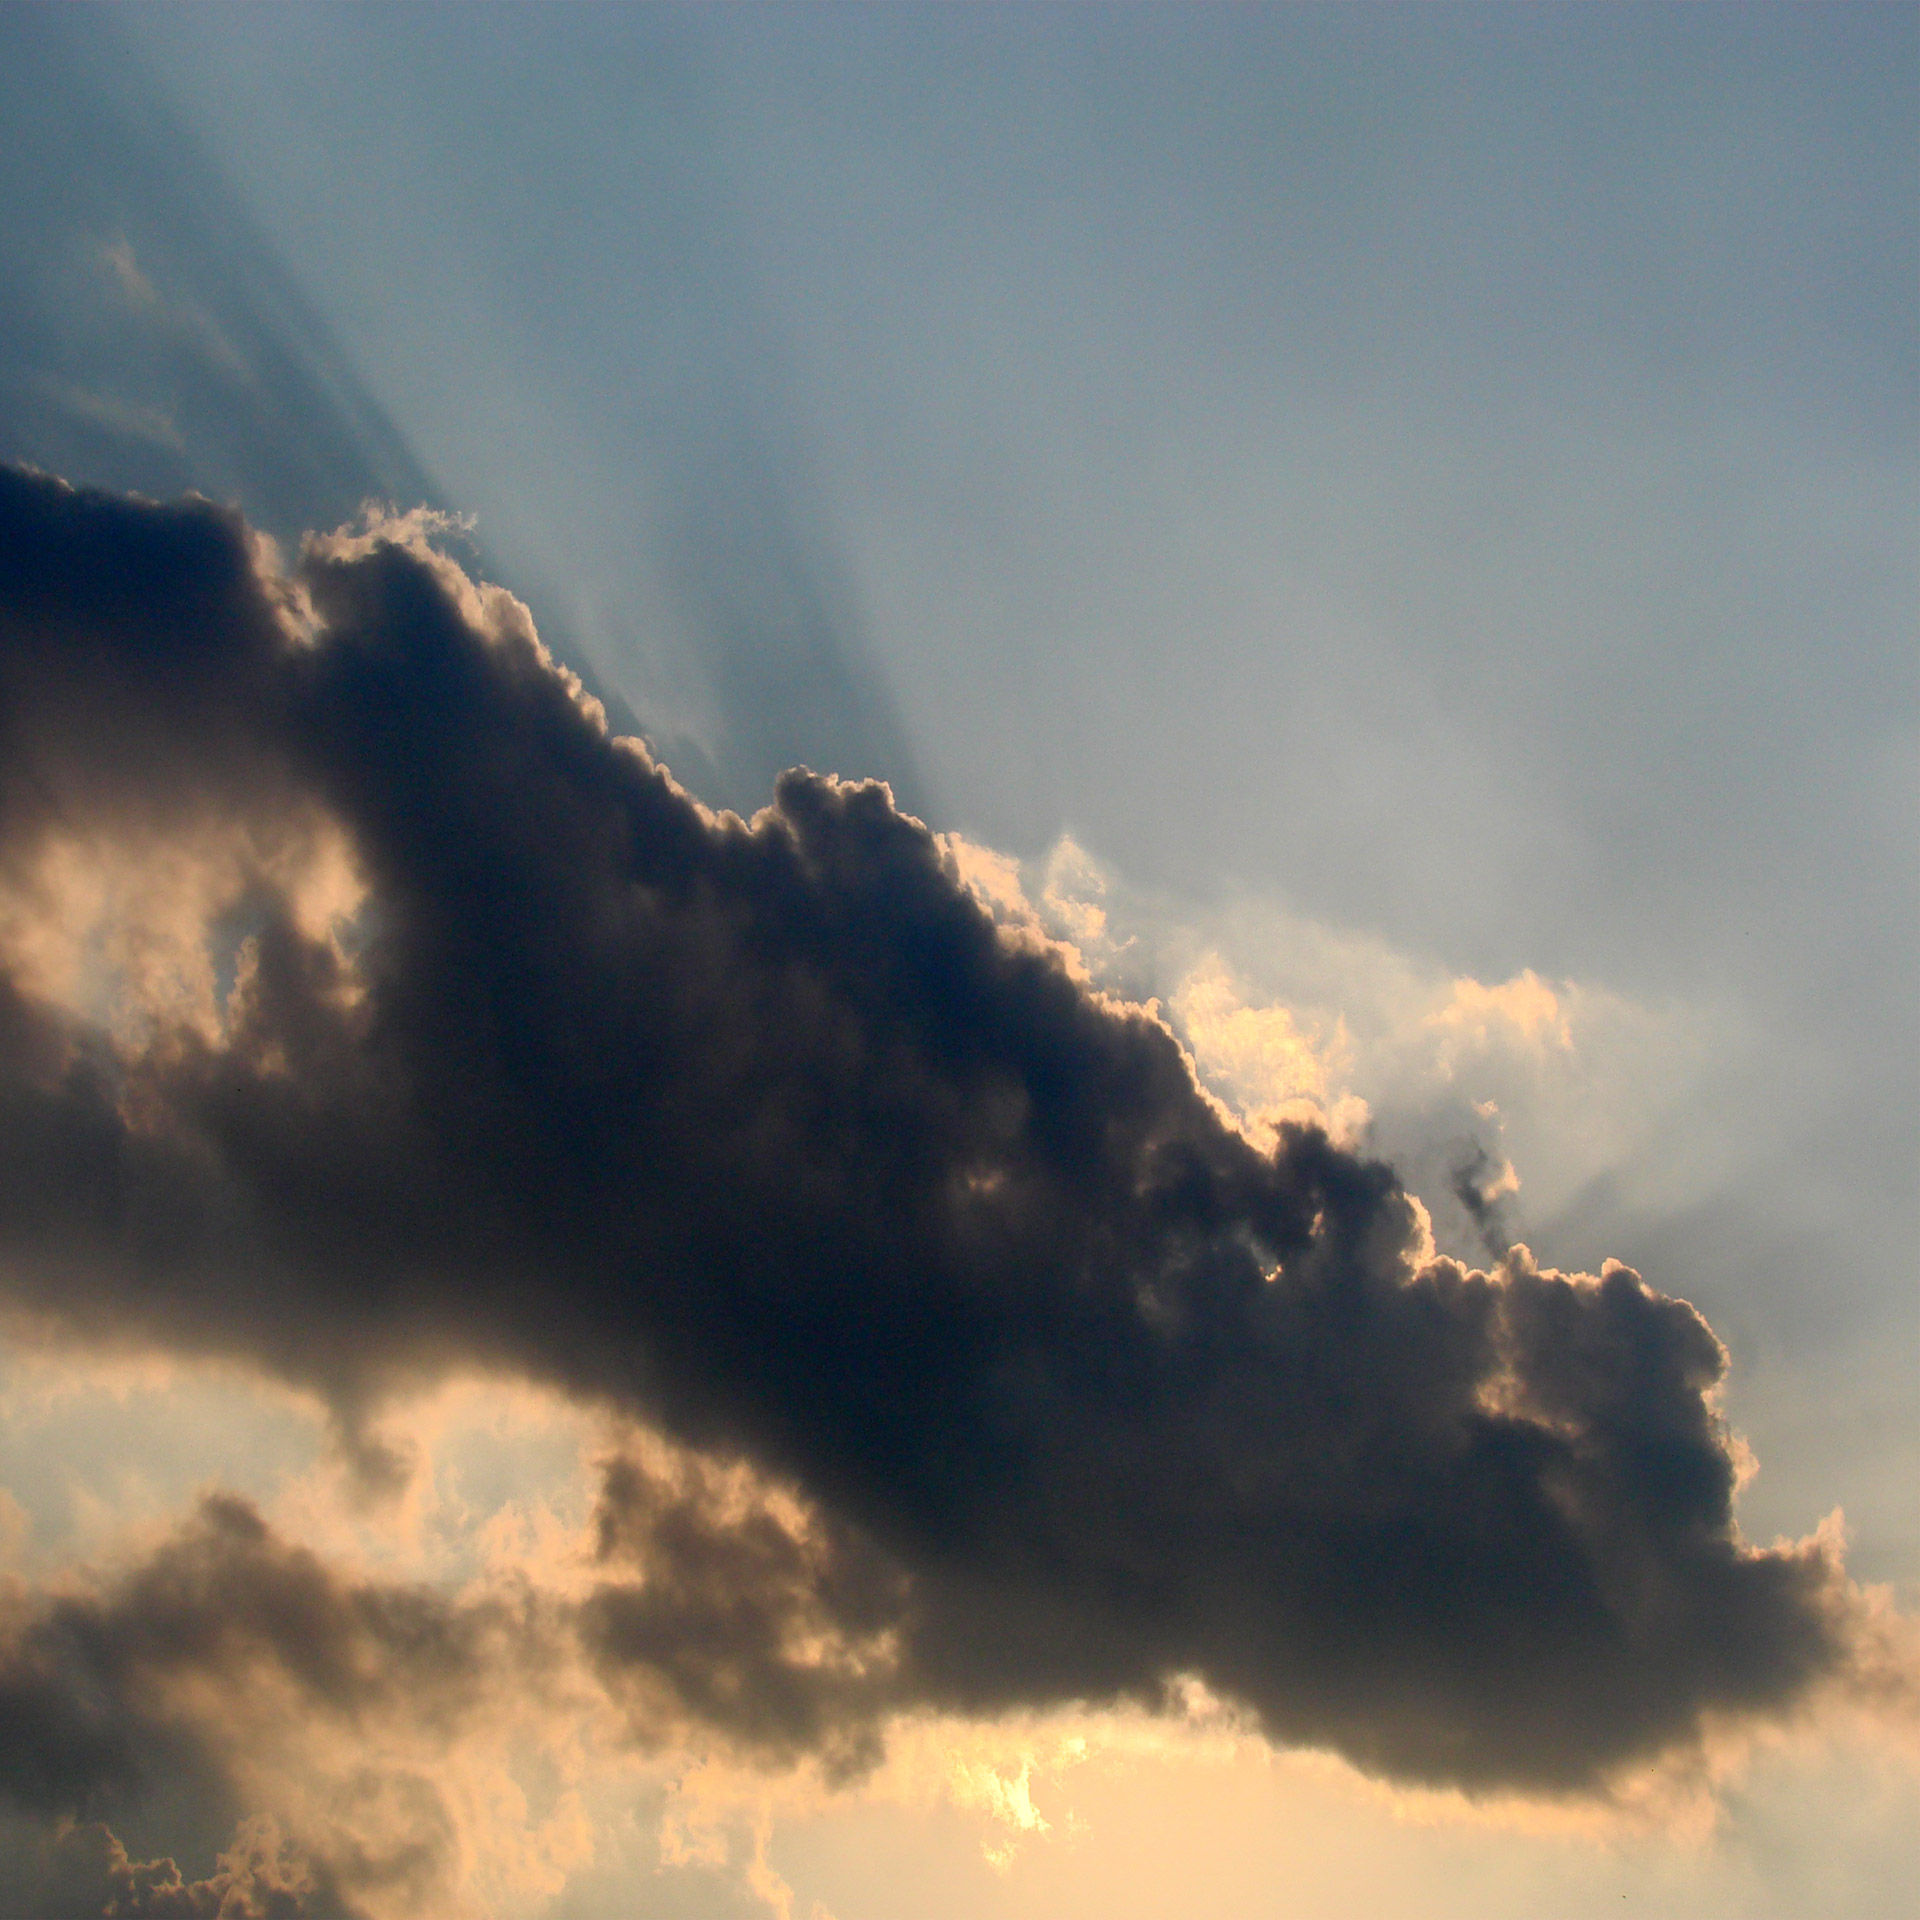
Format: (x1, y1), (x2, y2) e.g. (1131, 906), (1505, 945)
(0, 468), (1904, 1914)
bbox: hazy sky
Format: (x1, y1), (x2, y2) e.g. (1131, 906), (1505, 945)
(0, 6), (1913, 1917)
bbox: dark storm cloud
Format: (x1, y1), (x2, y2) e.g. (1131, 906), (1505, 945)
(0, 469), (1858, 1798)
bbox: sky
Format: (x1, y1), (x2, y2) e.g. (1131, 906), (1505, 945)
(0, 5), (1913, 1917)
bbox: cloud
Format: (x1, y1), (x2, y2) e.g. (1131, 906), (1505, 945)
(1169, 952), (1371, 1147)
(1449, 1143), (1521, 1262)
(0, 1490), (538, 1918)
(0, 468), (1885, 1833)
(1429, 969), (1573, 1059)
(584, 1446), (908, 1780)
(5, 1815), (358, 1920)
(29, 376), (185, 454)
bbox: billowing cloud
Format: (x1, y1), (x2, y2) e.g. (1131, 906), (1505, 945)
(584, 1446), (907, 1778)
(0, 468), (1878, 1866)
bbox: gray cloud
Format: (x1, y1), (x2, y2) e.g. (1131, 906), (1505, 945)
(584, 1449), (908, 1778)
(2, 1817), (359, 1920)
(0, 469), (1865, 1814)
(1449, 1142), (1517, 1264)
(0, 1491), (523, 1919)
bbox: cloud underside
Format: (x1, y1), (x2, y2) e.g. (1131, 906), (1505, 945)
(0, 469), (1862, 1897)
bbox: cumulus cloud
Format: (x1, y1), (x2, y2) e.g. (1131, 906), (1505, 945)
(0, 467), (1885, 1876)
